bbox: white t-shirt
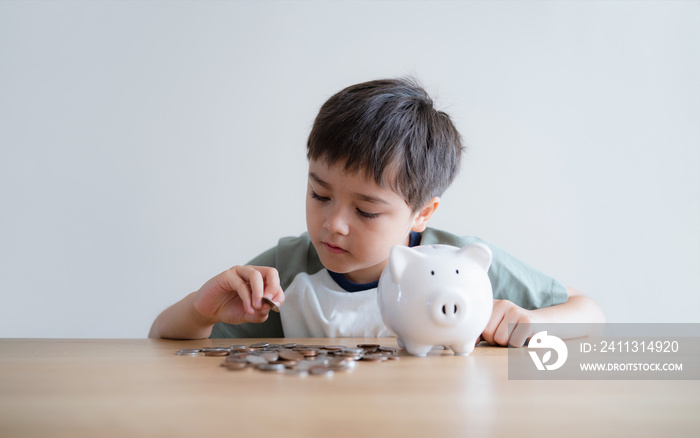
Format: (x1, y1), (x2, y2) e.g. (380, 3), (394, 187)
(280, 269), (393, 338)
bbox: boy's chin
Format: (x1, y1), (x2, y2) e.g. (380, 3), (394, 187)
(318, 258), (349, 275)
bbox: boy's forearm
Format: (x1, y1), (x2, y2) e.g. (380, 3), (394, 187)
(148, 292), (215, 340)
(528, 288), (605, 340)
(533, 288), (605, 324)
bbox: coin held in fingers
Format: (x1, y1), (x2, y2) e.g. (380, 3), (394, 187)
(261, 297), (280, 313)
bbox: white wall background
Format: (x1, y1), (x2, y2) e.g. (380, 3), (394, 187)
(1, 1), (698, 338)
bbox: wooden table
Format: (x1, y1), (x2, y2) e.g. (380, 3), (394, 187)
(0, 338), (698, 437)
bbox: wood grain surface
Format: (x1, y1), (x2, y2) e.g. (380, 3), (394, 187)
(0, 338), (697, 438)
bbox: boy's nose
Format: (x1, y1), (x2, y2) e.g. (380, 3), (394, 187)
(324, 206), (350, 235)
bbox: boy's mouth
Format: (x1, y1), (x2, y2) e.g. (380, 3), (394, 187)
(323, 242), (348, 255)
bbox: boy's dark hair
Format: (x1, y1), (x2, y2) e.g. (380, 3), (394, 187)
(306, 77), (464, 211)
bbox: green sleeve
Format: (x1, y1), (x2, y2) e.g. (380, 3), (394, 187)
(421, 228), (568, 309)
(210, 233), (324, 338)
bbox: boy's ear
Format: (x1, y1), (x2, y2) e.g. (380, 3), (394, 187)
(411, 196), (440, 232)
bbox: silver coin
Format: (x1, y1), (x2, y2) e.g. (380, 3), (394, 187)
(261, 297), (280, 313)
(202, 346), (230, 352)
(361, 353), (387, 361)
(203, 348), (230, 357)
(225, 353), (248, 360)
(258, 351), (279, 362)
(250, 342), (269, 349)
(258, 363), (285, 372)
(246, 355), (268, 365)
(336, 355), (361, 362)
(224, 361), (248, 370)
(176, 349), (201, 356)
(296, 358), (330, 371)
(279, 350), (304, 361)
(227, 352), (249, 361)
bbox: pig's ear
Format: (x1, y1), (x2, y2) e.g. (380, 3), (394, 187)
(388, 245), (423, 283)
(458, 243), (492, 271)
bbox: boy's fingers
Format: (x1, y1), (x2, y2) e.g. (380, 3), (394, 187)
(234, 266), (267, 312)
(258, 266), (281, 287)
(270, 288), (285, 306)
(257, 266), (285, 306)
(493, 316), (514, 347)
(241, 307), (270, 324)
(481, 321), (498, 345)
(222, 267), (255, 315)
(481, 300), (504, 345)
(509, 324), (531, 348)
(217, 265), (282, 317)
(248, 269), (266, 310)
(263, 284), (284, 307)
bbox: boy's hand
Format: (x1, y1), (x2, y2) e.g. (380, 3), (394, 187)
(191, 265), (285, 325)
(479, 299), (545, 348)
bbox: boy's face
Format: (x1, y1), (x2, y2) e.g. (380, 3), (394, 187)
(306, 159), (426, 284)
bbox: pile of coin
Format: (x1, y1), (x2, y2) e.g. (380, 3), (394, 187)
(176, 342), (400, 377)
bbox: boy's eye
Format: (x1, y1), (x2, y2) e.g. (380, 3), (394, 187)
(311, 191), (330, 202)
(356, 208), (380, 219)
(311, 189), (379, 219)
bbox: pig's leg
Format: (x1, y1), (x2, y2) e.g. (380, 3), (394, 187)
(396, 337), (406, 349)
(403, 341), (434, 357)
(450, 342), (475, 356)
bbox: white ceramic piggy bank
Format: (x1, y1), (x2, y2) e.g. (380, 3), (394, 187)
(377, 243), (493, 356)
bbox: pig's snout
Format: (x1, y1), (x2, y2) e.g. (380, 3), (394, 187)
(428, 290), (467, 327)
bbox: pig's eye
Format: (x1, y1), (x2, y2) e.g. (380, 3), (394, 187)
(456, 270), (459, 274)
(430, 271), (435, 275)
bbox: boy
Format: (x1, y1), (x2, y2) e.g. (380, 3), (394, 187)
(149, 78), (603, 346)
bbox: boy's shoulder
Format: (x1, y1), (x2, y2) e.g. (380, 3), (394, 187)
(247, 232), (324, 291)
(423, 227), (567, 308)
(420, 228), (485, 247)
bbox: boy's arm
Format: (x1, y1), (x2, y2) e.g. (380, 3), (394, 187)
(149, 292), (217, 340)
(148, 265), (285, 340)
(480, 287), (605, 347)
